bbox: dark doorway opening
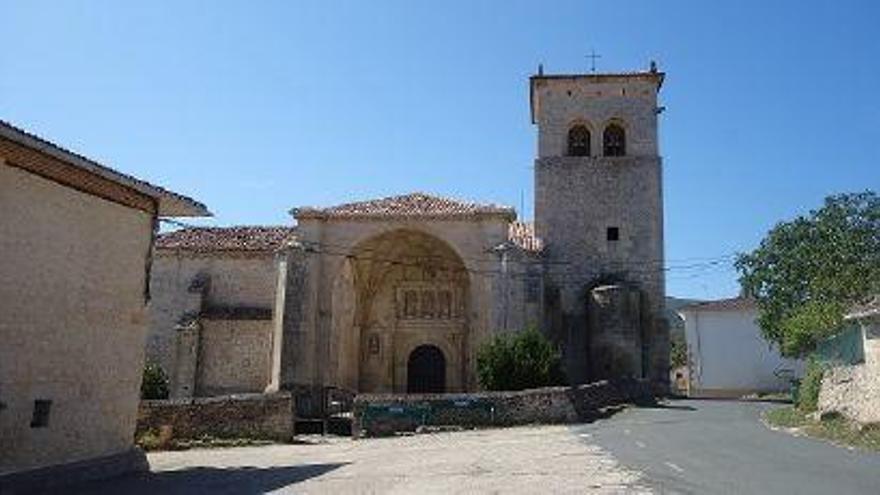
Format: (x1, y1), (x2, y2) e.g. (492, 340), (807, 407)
(407, 345), (446, 393)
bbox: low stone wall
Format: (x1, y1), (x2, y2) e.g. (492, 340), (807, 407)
(353, 379), (653, 437)
(819, 364), (880, 425)
(137, 392), (294, 441)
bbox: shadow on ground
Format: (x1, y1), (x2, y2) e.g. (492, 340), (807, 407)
(64, 462), (348, 495)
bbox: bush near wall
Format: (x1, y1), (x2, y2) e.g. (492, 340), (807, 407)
(476, 328), (566, 391)
(140, 363), (170, 400)
(796, 357), (826, 412)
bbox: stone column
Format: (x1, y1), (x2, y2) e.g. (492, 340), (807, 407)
(265, 251), (289, 393)
(172, 320), (201, 398)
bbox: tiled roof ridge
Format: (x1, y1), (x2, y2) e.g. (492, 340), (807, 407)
(156, 225), (296, 253)
(293, 191), (516, 220)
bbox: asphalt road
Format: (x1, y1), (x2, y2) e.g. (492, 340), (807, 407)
(572, 399), (880, 495)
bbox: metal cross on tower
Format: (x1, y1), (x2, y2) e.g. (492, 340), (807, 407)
(586, 49), (601, 73)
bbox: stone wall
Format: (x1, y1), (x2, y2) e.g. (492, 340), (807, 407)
(137, 393), (294, 441)
(147, 253), (279, 390)
(352, 379), (653, 437)
(818, 318), (880, 425)
(818, 364), (880, 424)
(531, 74), (668, 387)
(196, 319), (274, 396)
(0, 161), (152, 474)
(281, 217), (513, 394)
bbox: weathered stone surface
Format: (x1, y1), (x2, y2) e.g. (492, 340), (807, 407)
(819, 364), (880, 425)
(352, 379), (654, 437)
(137, 393), (294, 441)
(532, 73), (668, 387)
(147, 253), (279, 397)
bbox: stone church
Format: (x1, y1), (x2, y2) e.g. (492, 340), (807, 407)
(146, 66), (669, 406)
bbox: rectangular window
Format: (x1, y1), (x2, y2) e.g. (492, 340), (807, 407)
(30, 400), (52, 428)
(606, 227), (620, 242)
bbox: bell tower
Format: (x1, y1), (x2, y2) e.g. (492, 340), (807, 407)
(531, 64), (668, 387)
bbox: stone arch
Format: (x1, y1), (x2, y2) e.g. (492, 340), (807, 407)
(602, 120), (627, 157)
(566, 122), (592, 157)
(407, 344), (446, 393)
(331, 228), (471, 393)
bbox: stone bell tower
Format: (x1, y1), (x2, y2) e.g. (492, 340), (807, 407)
(531, 63), (668, 388)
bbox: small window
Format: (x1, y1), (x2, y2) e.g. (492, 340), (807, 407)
(567, 125), (591, 157)
(30, 400), (52, 428)
(606, 227), (620, 241)
(603, 123), (626, 157)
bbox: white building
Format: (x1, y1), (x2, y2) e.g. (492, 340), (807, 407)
(679, 297), (803, 398)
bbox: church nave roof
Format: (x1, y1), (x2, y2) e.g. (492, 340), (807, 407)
(292, 192), (516, 221)
(156, 226), (297, 254)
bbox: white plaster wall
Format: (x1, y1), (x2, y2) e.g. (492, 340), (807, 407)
(0, 162), (152, 473)
(682, 308), (803, 396)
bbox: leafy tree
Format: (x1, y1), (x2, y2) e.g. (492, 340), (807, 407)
(476, 328), (566, 391)
(736, 191), (880, 357)
(669, 336), (688, 369)
(141, 362), (170, 400)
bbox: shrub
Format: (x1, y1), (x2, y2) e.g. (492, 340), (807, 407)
(476, 328), (566, 391)
(796, 357), (825, 412)
(669, 335), (688, 369)
(141, 362), (170, 400)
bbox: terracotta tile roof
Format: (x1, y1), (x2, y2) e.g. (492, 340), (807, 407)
(293, 192), (516, 221)
(508, 221), (544, 253)
(845, 296), (880, 320)
(0, 120), (209, 217)
(678, 296), (756, 313)
(156, 226), (296, 253)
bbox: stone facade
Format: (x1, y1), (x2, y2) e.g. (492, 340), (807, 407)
(352, 379), (654, 437)
(137, 392), (294, 441)
(0, 122), (206, 485)
(280, 212), (539, 398)
(147, 250), (280, 397)
(146, 67), (669, 403)
(532, 71), (668, 385)
(819, 302), (880, 425)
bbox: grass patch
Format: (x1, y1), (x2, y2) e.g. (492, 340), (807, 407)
(764, 406), (880, 452)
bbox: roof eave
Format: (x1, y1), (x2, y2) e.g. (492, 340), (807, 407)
(0, 120), (211, 218)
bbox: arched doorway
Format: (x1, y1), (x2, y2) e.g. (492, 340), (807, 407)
(407, 345), (446, 393)
(337, 228), (469, 393)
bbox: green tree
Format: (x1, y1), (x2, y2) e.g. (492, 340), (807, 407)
(476, 328), (566, 391)
(141, 362), (170, 400)
(669, 335), (688, 369)
(735, 191), (880, 357)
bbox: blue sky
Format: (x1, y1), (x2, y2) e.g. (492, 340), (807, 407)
(2, 1), (878, 299)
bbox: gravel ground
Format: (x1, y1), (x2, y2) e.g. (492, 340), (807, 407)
(69, 425), (649, 494)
